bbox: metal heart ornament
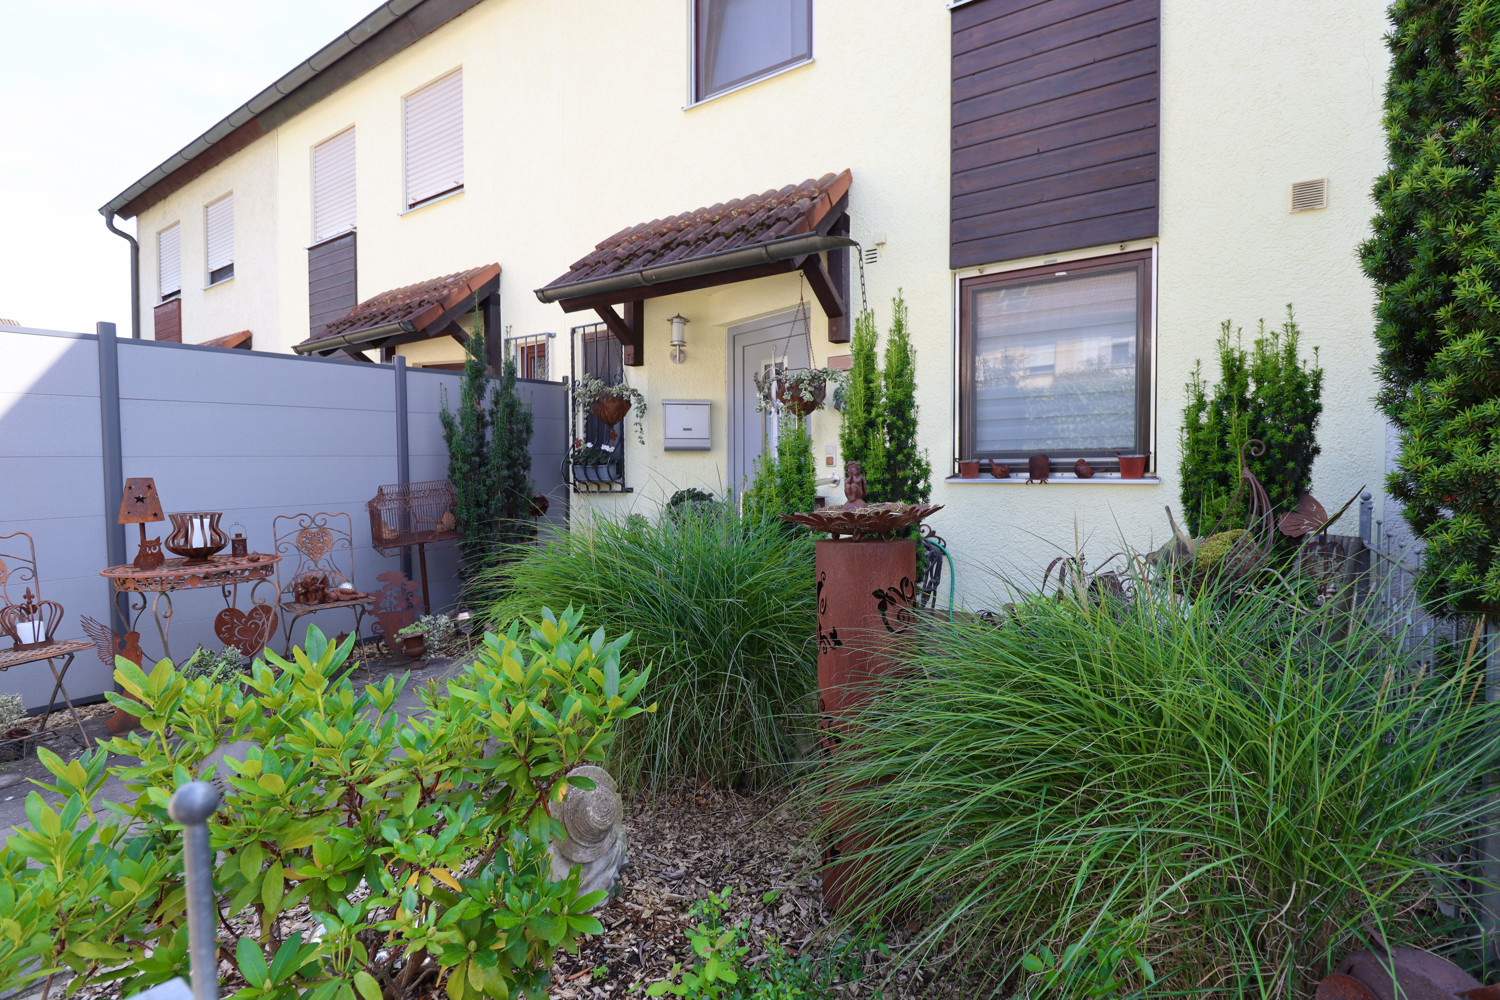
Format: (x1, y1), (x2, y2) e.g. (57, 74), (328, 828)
(296, 526), (334, 563)
(214, 605), (279, 657)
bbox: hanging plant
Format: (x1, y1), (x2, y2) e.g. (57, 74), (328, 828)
(573, 375), (646, 444)
(753, 366), (846, 417)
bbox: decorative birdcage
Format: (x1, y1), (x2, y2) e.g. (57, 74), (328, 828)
(367, 481), (459, 556)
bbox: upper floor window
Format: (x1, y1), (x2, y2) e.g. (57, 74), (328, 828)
(509, 333), (552, 380)
(404, 69), (464, 209)
(693, 0), (812, 103)
(312, 127), (356, 242)
(157, 223), (181, 301)
(957, 251), (1152, 473)
(205, 194), (234, 285)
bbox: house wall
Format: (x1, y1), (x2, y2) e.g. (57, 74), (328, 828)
(115, 0), (1391, 608)
(135, 133), (280, 346)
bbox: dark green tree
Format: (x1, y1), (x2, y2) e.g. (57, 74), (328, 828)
(879, 290), (932, 504)
(1178, 311), (1323, 536)
(1359, 1), (1500, 614)
(440, 323), (533, 579)
(839, 307), (887, 499)
(744, 417), (816, 523)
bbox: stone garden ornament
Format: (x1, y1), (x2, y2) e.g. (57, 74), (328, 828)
(548, 764), (627, 905)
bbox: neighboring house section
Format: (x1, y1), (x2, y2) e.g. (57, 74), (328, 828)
(99, 0), (1391, 597)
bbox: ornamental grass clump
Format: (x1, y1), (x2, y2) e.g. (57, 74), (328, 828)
(817, 579), (1500, 998)
(483, 505), (816, 790)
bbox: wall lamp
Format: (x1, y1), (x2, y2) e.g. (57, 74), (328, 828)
(668, 314), (689, 364)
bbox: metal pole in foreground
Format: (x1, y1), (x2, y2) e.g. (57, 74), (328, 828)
(168, 782), (221, 1000)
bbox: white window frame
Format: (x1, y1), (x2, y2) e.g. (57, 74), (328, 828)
(204, 193), (235, 287)
(687, 0), (814, 108)
(157, 223), (181, 301)
(950, 241), (1160, 480)
(402, 68), (464, 211)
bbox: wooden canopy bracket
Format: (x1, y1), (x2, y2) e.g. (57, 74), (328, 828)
(801, 255), (844, 321)
(595, 300), (644, 367)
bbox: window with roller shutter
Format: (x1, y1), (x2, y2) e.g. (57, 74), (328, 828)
(157, 224), (181, 301)
(313, 127), (356, 241)
(403, 70), (463, 209)
(205, 194), (234, 285)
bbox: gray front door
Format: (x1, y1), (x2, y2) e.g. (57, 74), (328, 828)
(728, 307), (811, 496)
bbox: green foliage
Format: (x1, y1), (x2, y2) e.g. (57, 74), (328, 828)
(180, 645), (248, 685)
(1021, 913), (1155, 1000)
(879, 291), (931, 505)
(0, 692), (24, 731)
(743, 420), (817, 521)
(483, 507), (815, 789)
(816, 576), (1500, 997)
(440, 319), (534, 581)
(573, 376), (647, 445)
(838, 308), (887, 499)
(1178, 311), (1323, 536)
(644, 889), (884, 999)
(1358, 2), (1500, 614)
(0, 613), (647, 1000)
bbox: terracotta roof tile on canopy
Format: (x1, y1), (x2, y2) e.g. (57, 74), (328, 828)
(539, 170), (852, 301)
(293, 263), (500, 359)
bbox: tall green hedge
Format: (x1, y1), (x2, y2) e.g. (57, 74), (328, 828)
(1359, 0), (1500, 614)
(837, 292), (930, 504)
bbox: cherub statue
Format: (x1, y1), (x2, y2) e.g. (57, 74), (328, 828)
(842, 461), (868, 508)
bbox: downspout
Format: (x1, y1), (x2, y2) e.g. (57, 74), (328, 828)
(102, 212), (141, 339)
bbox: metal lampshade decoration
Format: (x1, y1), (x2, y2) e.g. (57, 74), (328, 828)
(165, 512), (228, 564)
(119, 477), (167, 570)
(1, 588), (62, 650)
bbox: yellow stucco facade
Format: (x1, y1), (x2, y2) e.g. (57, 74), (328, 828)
(127, 0), (1391, 605)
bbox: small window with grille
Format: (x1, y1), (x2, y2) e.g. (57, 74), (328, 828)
(509, 332), (553, 380)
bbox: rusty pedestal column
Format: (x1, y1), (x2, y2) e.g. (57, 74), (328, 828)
(815, 536), (917, 913)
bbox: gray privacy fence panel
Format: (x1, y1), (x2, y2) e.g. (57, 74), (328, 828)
(0, 329), (113, 708)
(0, 329), (562, 711)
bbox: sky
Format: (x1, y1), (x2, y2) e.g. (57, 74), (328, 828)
(0, 0), (377, 333)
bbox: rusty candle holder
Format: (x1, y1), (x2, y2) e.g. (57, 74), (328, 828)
(1, 588), (63, 650)
(165, 512), (228, 564)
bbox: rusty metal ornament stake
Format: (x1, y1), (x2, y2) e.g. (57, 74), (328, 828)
(1028, 454), (1050, 483)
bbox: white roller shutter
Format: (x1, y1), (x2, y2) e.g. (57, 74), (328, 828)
(205, 194), (234, 278)
(313, 128), (357, 241)
(404, 69), (463, 208)
(158, 224), (181, 298)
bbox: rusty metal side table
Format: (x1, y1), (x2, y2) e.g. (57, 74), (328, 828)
(101, 553), (282, 663)
(0, 639), (95, 749)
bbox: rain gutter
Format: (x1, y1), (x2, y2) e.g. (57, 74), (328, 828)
(103, 214), (141, 339)
(292, 320), (416, 356)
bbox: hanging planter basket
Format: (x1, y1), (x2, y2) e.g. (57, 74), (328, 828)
(591, 396), (633, 426)
(776, 379), (827, 418)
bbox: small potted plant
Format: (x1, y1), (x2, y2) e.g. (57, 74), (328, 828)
(573, 376), (646, 444)
(395, 621), (429, 663)
(754, 366), (846, 418)
(570, 439), (623, 485)
(957, 458), (981, 479)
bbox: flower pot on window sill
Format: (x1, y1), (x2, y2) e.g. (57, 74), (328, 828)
(957, 459), (981, 479)
(574, 462), (623, 485)
(1117, 453), (1150, 479)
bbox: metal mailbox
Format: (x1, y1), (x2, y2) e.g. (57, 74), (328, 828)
(662, 400), (711, 451)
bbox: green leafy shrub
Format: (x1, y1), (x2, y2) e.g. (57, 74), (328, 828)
(1179, 310), (1323, 536)
(0, 692), (24, 731)
(1358, 3), (1500, 615)
(1021, 913), (1155, 1000)
(839, 308), (887, 497)
(483, 507), (815, 789)
(743, 420), (817, 522)
(816, 579), (1500, 997)
(645, 889), (883, 999)
(0, 612), (648, 1000)
(180, 645), (247, 685)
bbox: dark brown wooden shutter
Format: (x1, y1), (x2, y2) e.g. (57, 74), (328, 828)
(951, 0), (1160, 269)
(153, 298), (181, 342)
(308, 232), (358, 337)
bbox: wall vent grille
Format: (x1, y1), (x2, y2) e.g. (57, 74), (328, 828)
(1291, 178), (1328, 212)
(862, 246), (880, 265)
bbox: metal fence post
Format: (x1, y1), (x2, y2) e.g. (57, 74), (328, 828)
(97, 322), (130, 632)
(168, 782), (221, 1000)
(394, 357), (413, 584)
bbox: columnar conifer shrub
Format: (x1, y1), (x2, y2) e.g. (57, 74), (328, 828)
(0, 616), (647, 1000)
(878, 291), (932, 505)
(838, 308), (887, 498)
(744, 418), (817, 522)
(1359, 1), (1500, 613)
(1178, 310), (1323, 536)
(440, 323), (534, 580)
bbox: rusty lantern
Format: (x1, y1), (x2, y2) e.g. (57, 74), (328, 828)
(229, 521), (249, 558)
(1, 588), (62, 650)
(165, 512), (228, 564)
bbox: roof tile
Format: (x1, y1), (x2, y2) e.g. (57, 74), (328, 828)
(306, 263), (500, 343)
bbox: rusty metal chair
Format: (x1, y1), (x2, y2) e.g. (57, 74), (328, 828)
(273, 512), (368, 655)
(0, 530), (93, 750)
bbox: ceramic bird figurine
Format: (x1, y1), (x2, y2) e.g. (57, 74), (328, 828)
(1074, 458), (1095, 479)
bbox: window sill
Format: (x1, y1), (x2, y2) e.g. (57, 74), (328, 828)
(203, 276), (235, 291)
(400, 187), (464, 216)
(944, 474), (1160, 485)
(684, 57), (814, 110)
